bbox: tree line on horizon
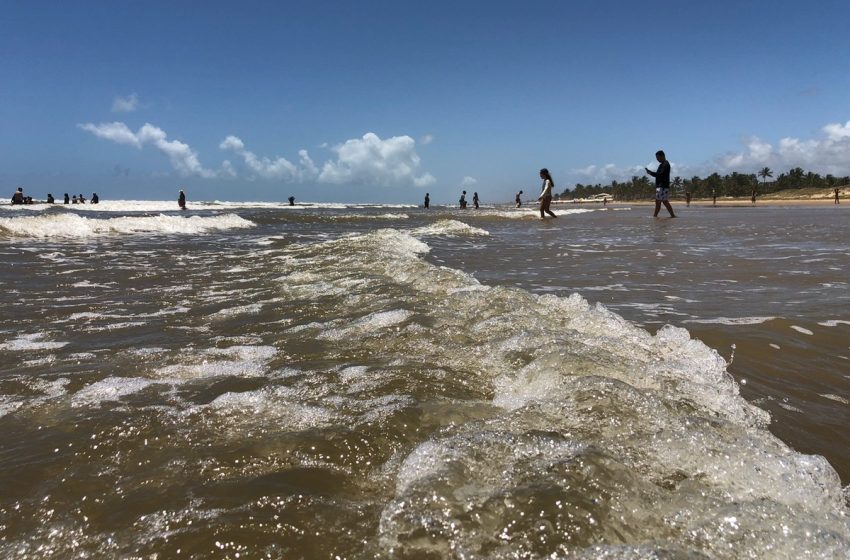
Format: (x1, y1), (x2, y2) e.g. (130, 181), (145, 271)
(558, 167), (850, 200)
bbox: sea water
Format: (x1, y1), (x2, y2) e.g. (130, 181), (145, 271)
(1, 200), (848, 558)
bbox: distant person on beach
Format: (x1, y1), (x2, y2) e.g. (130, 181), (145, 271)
(537, 168), (557, 218)
(78, 193), (86, 204)
(712, 189), (717, 206)
(64, 193), (70, 204)
(91, 193), (99, 204)
(178, 190), (186, 210)
(46, 193), (55, 204)
(645, 150), (675, 218)
(751, 188), (757, 205)
(835, 188), (840, 204)
(72, 195), (78, 204)
(515, 190), (523, 208)
(424, 193), (430, 209)
(11, 187), (24, 205)
(459, 190), (467, 209)
(288, 195), (295, 206)
(685, 190), (691, 207)
(473, 191), (480, 209)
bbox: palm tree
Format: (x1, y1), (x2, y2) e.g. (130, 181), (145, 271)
(672, 176), (683, 195)
(758, 167), (773, 192)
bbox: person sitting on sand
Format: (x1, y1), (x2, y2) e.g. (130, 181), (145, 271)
(46, 193), (55, 203)
(645, 150), (675, 218)
(515, 190), (523, 208)
(11, 187), (24, 205)
(178, 190), (186, 210)
(537, 168), (557, 218)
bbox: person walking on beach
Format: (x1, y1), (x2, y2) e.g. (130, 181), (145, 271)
(459, 190), (467, 209)
(645, 150), (675, 218)
(712, 189), (717, 207)
(537, 168), (557, 218)
(685, 190), (691, 207)
(424, 192), (430, 209)
(515, 190), (523, 208)
(178, 189), (186, 210)
(835, 188), (840, 204)
(751, 188), (757, 205)
(472, 191), (480, 209)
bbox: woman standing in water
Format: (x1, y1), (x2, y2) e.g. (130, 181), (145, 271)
(537, 168), (557, 218)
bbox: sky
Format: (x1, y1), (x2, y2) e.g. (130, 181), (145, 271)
(2, 0), (850, 203)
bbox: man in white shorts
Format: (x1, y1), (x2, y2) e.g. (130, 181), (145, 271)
(645, 150), (676, 218)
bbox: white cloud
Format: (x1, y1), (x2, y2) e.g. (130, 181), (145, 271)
(712, 121), (850, 176)
(459, 176), (477, 188)
(219, 135), (307, 181)
(570, 119), (850, 185)
(111, 94), (139, 113)
(80, 123), (436, 187)
(318, 133), (435, 187)
(79, 121), (220, 178)
(220, 133), (434, 186)
(79, 122), (141, 148)
(420, 133), (434, 145)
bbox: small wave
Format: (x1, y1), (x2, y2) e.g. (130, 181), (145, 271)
(818, 319), (850, 327)
(683, 316), (777, 325)
(0, 333), (68, 351)
(0, 213), (254, 238)
(412, 219), (490, 237)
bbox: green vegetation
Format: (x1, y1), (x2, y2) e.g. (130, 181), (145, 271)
(559, 167), (850, 200)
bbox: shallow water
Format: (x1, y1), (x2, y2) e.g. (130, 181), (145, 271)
(1, 201), (848, 558)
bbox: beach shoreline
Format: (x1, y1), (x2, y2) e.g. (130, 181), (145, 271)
(556, 197), (843, 207)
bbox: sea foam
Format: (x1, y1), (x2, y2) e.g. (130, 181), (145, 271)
(0, 213), (254, 238)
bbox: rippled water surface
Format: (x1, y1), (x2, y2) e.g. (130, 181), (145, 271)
(1, 201), (848, 558)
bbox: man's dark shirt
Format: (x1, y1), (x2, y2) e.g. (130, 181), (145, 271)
(650, 160), (671, 188)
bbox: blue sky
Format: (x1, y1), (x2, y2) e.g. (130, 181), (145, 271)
(2, 0), (850, 203)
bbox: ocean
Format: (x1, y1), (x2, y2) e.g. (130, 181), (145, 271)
(1, 200), (848, 558)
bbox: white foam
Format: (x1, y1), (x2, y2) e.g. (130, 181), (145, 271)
(71, 280), (115, 289)
(0, 333), (68, 351)
(319, 310), (414, 341)
(790, 325), (814, 335)
(820, 394), (849, 405)
(71, 377), (155, 407)
(412, 219), (489, 237)
(818, 320), (850, 327)
(0, 213), (255, 238)
(152, 345), (277, 381)
(211, 303), (264, 318)
(684, 316), (778, 325)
